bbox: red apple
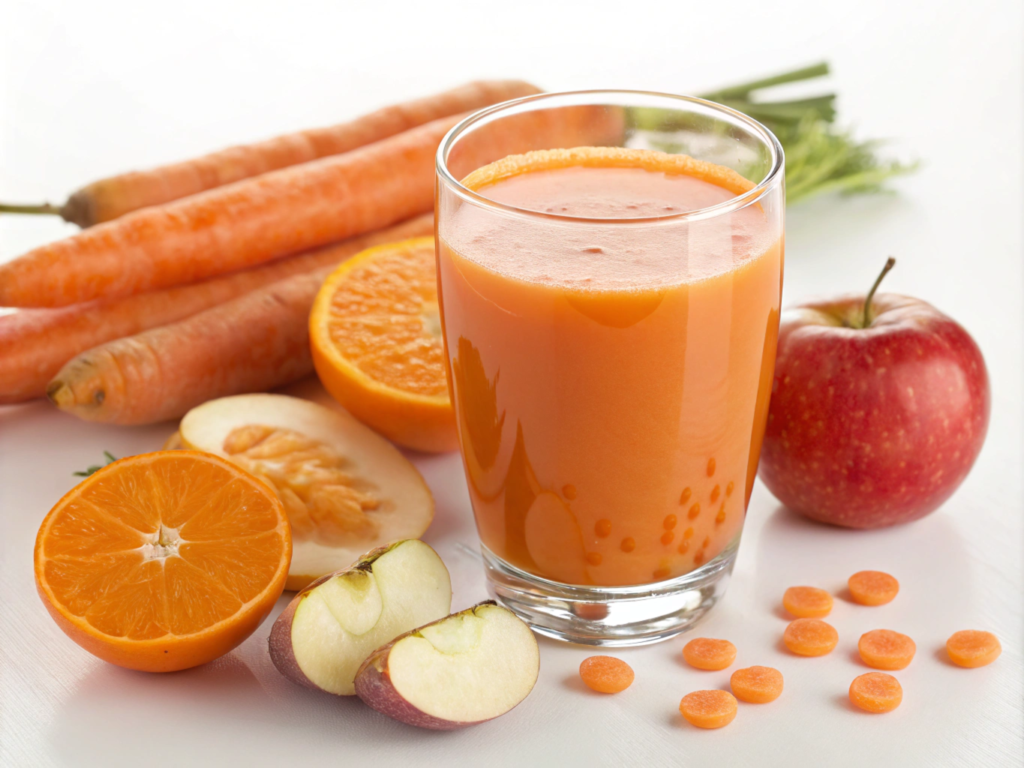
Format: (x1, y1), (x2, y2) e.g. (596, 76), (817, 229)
(758, 259), (990, 528)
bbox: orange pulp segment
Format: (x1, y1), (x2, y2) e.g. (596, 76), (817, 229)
(309, 237), (457, 453)
(34, 451), (291, 672)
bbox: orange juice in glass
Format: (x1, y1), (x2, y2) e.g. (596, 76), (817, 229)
(436, 92), (784, 645)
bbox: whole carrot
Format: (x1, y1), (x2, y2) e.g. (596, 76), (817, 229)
(0, 80), (540, 227)
(0, 215), (432, 403)
(49, 267), (335, 424)
(0, 103), (622, 309)
(0, 115), (458, 308)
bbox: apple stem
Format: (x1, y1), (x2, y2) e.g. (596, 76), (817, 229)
(863, 257), (896, 327)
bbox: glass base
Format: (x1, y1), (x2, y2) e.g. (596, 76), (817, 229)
(482, 539), (739, 646)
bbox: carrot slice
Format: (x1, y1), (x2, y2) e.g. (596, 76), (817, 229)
(858, 630), (916, 670)
(679, 690), (738, 729)
(849, 672), (902, 713)
(579, 656), (634, 694)
(848, 571), (899, 606)
(783, 586), (833, 618)
(682, 638), (737, 671)
(783, 618), (838, 657)
(730, 666), (784, 703)
(946, 630), (1001, 668)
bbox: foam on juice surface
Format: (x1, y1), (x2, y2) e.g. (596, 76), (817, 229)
(445, 159), (773, 291)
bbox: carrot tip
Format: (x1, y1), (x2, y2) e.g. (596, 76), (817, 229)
(46, 381), (72, 408)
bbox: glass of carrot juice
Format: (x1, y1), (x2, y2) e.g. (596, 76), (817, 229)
(435, 91), (784, 645)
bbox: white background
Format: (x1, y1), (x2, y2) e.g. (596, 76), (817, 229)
(1, 1), (1022, 766)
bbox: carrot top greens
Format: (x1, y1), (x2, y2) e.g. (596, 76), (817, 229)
(699, 62), (917, 203)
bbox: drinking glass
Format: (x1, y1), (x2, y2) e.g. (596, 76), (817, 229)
(435, 91), (784, 645)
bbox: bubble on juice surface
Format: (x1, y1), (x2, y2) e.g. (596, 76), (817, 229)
(710, 485), (721, 503)
(586, 552), (603, 567)
(707, 458), (716, 477)
(726, 481), (735, 497)
(595, 519), (612, 538)
(688, 503), (701, 520)
(621, 537), (636, 553)
(716, 505), (727, 525)
(661, 531), (675, 546)
(679, 488), (692, 505)
(663, 514), (677, 530)
(562, 484), (577, 500)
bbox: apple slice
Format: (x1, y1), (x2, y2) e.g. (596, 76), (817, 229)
(354, 601), (540, 729)
(269, 539), (451, 695)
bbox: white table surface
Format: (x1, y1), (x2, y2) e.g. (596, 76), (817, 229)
(2, 1), (1022, 766)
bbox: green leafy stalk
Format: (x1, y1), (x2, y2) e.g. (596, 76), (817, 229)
(697, 62), (916, 203)
(700, 62), (831, 101)
(73, 451), (118, 478)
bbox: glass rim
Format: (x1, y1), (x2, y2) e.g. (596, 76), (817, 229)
(435, 88), (785, 226)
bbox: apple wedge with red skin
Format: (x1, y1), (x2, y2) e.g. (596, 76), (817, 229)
(355, 601), (540, 730)
(269, 539), (451, 695)
(758, 259), (990, 528)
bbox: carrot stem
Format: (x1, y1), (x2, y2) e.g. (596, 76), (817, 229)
(0, 202), (62, 216)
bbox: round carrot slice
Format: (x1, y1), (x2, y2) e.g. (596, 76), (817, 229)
(946, 630), (1001, 668)
(849, 672), (902, 713)
(679, 690), (738, 729)
(682, 637), (737, 671)
(783, 586), (833, 618)
(34, 451), (291, 673)
(579, 656), (634, 693)
(730, 666), (784, 703)
(848, 571), (899, 606)
(858, 629), (916, 670)
(310, 237), (457, 453)
(783, 618), (838, 657)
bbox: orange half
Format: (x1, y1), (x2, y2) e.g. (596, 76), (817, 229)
(34, 450), (291, 672)
(309, 237), (457, 453)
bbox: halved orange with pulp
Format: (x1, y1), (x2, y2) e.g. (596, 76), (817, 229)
(34, 450), (291, 672)
(309, 237), (457, 453)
